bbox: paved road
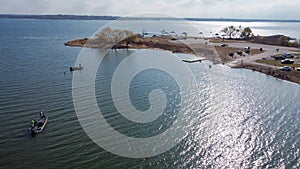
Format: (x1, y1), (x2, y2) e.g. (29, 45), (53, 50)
(174, 39), (300, 67)
(220, 42), (300, 67)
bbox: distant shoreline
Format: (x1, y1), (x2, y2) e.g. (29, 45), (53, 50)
(1, 14), (300, 22)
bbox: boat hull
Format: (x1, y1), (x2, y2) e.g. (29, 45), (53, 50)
(31, 116), (48, 135)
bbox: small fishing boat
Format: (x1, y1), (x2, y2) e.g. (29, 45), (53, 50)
(30, 112), (48, 135)
(70, 64), (83, 71)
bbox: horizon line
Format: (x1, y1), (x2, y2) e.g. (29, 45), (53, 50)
(1, 14), (300, 22)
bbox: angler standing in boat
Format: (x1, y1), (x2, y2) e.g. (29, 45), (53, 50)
(31, 120), (35, 127)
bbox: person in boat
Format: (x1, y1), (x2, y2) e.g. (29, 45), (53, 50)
(31, 120), (35, 127)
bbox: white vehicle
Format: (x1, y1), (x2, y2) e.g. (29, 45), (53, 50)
(282, 53), (294, 58)
(279, 66), (292, 71)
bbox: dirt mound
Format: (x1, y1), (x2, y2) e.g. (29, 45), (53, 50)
(249, 35), (297, 47)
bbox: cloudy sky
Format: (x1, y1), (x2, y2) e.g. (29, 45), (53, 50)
(1, 0), (300, 19)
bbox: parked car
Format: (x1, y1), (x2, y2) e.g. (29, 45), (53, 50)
(245, 47), (251, 50)
(244, 47), (251, 54)
(282, 53), (294, 58)
(274, 55), (285, 60)
(228, 52), (234, 57)
(281, 59), (294, 64)
(279, 66), (292, 71)
(237, 50), (243, 56)
(296, 67), (300, 71)
(221, 44), (228, 47)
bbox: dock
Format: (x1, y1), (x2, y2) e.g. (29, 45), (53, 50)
(182, 58), (206, 63)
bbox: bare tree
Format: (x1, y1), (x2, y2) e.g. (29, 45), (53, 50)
(240, 27), (253, 39)
(182, 32), (187, 38)
(221, 25), (238, 39)
(96, 27), (136, 49)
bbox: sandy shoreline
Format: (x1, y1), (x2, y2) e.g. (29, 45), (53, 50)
(65, 36), (300, 84)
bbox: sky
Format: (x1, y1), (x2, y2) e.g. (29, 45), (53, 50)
(1, 0), (300, 19)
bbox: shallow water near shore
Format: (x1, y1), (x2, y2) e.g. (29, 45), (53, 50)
(0, 18), (299, 168)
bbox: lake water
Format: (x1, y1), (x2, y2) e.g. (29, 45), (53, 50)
(0, 18), (299, 168)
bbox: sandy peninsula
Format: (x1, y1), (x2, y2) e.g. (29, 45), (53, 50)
(65, 36), (300, 84)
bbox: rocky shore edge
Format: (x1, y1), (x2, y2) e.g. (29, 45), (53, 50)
(231, 63), (300, 84)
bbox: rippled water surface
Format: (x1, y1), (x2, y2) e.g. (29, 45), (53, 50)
(0, 19), (299, 168)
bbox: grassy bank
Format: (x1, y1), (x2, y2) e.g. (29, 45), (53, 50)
(256, 60), (300, 67)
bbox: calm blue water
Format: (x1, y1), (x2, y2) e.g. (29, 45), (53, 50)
(0, 18), (299, 168)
